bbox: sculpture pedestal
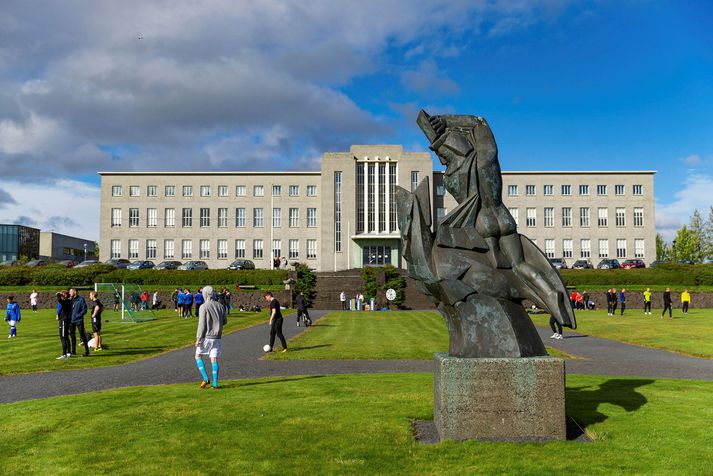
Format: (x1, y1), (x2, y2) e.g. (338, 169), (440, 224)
(433, 353), (566, 441)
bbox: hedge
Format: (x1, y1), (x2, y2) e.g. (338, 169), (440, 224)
(559, 263), (713, 287)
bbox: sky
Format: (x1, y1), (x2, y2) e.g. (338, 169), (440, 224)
(0, 0), (711, 242)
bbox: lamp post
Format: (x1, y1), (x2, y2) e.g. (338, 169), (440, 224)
(84, 243), (87, 262)
(672, 239), (676, 263)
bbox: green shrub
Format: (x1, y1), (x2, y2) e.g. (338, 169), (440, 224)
(292, 263), (316, 306)
(360, 265), (405, 309)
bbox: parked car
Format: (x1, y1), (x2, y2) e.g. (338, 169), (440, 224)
(177, 260), (209, 271)
(56, 259), (77, 268)
(228, 259), (255, 270)
(571, 259), (592, 269)
(25, 259), (49, 267)
(597, 258), (621, 269)
(154, 260), (182, 270)
(648, 260), (665, 268)
(548, 258), (568, 269)
(127, 260), (155, 270)
(1, 260), (21, 266)
(105, 258), (132, 268)
(74, 260), (100, 268)
(621, 259), (646, 269)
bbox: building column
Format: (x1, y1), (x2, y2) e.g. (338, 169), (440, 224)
(363, 161), (368, 234)
(374, 158), (379, 234)
(384, 162), (390, 233)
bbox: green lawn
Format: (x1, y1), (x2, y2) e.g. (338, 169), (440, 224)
(0, 308), (273, 375)
(1, 373), (712, 475)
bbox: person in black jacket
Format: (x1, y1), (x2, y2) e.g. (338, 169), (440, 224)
(56, 291), (73, 359)
(294, 291), (311, 327)
(68, 288), (90, 357)
(661, 288), (673, 319)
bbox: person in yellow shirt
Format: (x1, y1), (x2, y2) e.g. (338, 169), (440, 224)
(643, 288), (652, 315)
(681, 289), (691, 314)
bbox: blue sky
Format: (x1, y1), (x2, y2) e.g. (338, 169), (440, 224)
(0, 1), (711, 240)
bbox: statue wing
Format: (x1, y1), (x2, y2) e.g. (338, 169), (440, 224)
(395, 178), (436, 282)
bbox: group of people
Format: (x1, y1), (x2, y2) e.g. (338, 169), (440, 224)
(172, 287), (232, 318)
(55, 289), (103, 358)
(605, 288), (627, 316)
(125, 290), (161, 311)
(272, 256), (289, 270)
(569, 290), (595, 311)
(339, 291), (366, 311)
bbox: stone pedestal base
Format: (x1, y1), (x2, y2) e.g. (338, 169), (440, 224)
(433, 353), (566, 441)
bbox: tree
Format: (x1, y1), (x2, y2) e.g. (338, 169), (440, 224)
(702, 206), (713, 261)
(690, 209), (705, 260)
(672, 224), (702, 264)
(655, 233), (669, 261)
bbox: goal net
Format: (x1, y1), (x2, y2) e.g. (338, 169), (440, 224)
(94, 283), (157, 322)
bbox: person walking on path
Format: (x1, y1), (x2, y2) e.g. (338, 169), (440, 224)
(194, 286), (227, 389)
(661, 288), (673, 319)
(681, 289), (691, 314)
(89, 291), (103, 351)
(68, 288), (89, 356)
(340, 291), (346, 310)
(56, 291), (72, 358)
(294, 291), (311, 327)
(549, 315), (563, 340)
(265, 291), (287, 352)
(619, 288), (627, 316)
(5, 296), (20, 338)
(29, 290), (38, 313)
(643, 288), (652, 315)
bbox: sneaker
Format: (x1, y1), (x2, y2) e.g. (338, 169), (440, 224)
(556, 334), (564, 339)
(94, 347), (103, 352)
(65, 354), (71, 358)
(297, 322), (300, 327)
(7, 335), (11, 339)
(281, 348), (288, 353)
(199, 380), (210, 389)
(56, 355), (67, 360)
(550, 334), (558, 339)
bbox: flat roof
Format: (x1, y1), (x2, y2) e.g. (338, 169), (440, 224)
(435, 170), (657, 175)
(98, 171), (320, 176)
(100, 170), (656, 176)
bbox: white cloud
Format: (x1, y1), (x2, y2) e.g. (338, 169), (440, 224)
(681, 154), (703, 167)
(655, 173), (713, 241)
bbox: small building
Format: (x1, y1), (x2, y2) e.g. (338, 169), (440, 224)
(0, 224), (41, 261)
(40, 232), (96, 262)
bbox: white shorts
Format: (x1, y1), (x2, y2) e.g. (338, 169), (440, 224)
(196, 338), (222, 358)
(8, 320), (16, 326)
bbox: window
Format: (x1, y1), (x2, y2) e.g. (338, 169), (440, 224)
(146, 239), (157, 259)
(218, 185), (228, 197)
(235, 208), (246, 227)
(561, 185), (571, 196)
(200, 208), (210, 227)
(289, 239), (299, 259)
(253, 185), (264, 197)
(307, 185), (317, 197)
(111, 185), (122, 197)
(111, 208), (122, 227)
(272, 239), (281, 260)
(579, 207), (590, 227)
(307, 208), (317, 227)
(183, 185), (192, 197)
(562, 207), (572, 227)
(544, 208), (554, 227)
(597, 185), (607, 195)
(356, 165), (364, 233)
(633, 185), (643, 195)
(368, 164), (375, 232)
(147, 208), (157, 227)
(110, 240), (121, 259)
(235, 185), (246, 196)
(615, 184), (625, 195)
(544, 239), (555, 258)
(129, 185), (140, 197)
(390, 163), (397, 232)
(436, 185), (445, 196)
(217, 240), (228, 259)
(307, 239), (317, 259)
(289, 185), (299, 196)
(128, 239), (139, 259)
(182, 240), (192, 259)
(635, 239), (645, 258)
(129, 208), (139, 227)
(526, 208), (536, 227)
(272, 185), (282, 196)
(599, 239), (609, 258)
(165, 185), (175, 197)
(253, 239), (263, 259)
(616, 239), (627, 259)
(579, 184), (589, 195)
(411, 171), (419, 192)
(164, 208), (175, 227)
(525, 185), (536, 196)
(598, 208), (608, 227)
(182, 208), (192, 227)
(334, 171), (342, 252)
(164, 239), (174, 259)
(234, 239), (246, 258)
(543, 185), (553, 196)
(508, 185), (518, 196)
(634, 208), (643, 227)
(253, 208), (264, 227)
(436, 208), (447, 221)
(272, 208), (281, 227)
(580, 239), (591, 258)
(563, 239), (573, 259)
(200, 185), (210, 197)
(218, 208), (228, 227)
(200, 239), (210, 259)
(289, 208), (299, 227)
(616, 208), (626, 227)
(147, 185), (157, 197)
(508, 208), (519, 226)
(363, 245), (392, 265)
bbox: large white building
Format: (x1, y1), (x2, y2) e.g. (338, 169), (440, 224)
(99, 145), (656, 271)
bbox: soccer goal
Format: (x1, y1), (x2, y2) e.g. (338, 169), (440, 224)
(94, 283), (157, 322)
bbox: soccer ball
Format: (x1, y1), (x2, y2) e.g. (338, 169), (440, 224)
(263, 344), (271, 352)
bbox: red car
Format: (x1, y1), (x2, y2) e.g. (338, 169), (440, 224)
(621, 259), (646, 269)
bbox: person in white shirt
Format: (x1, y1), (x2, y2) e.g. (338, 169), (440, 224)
(29, 290), (38, 313)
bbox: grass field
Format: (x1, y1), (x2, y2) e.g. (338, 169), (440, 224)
(1, 373), (711, 475)
(0, 307), (273, 375)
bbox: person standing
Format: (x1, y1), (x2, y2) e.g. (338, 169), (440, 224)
(224, 288), (232, 315)
(56, 291), (72, 358)
(195, 286), (228, 389)
(340, 291), (346, 311)
(152, 290), (159, 310)
(68, 288), (89, 356)
(582, 291), (590, 310)
(184, 288), (193, 317)
(643, 288), (652, 315)
(171, 289), (179, 313)
(177, 289), (185, 318)
(194, 288), (204, 316)
(29, 290), (38, 313)
(264, 291), (287, 352)
(661, 287), (673, 319)
(605, 288), (614, 316)
(610, 288), (618, 316)
(89, 291), (103, 351)
(549, 315), (563, 339)
(5, 296), (20, 338)
(681, 289), (691, 314)
(113, 290), (121, 312)
(619, 288), (626, 316)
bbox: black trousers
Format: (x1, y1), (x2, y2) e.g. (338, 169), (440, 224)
(58, 318), (70, 355)
(683, 302), (689, 313)
(269, 318), (287, 349)
(297, 309), (311, 325)
(611, 302), (617, 313)
(620, 303), (626, 315)
(549, 316), (562, 334)
(644, 301), (651, 313)
(662, 303), (672, 317)
(70, 320), (89, 355)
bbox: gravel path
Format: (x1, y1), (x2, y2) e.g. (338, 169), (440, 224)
(1, 311), (712, 404)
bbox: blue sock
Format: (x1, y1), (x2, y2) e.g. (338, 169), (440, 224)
(10, 326), (16, 336)
(211, 361), (219, 388)
(195, 358), (209, 382)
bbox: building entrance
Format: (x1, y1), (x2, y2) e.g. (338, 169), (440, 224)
(362, 245), (391, 266)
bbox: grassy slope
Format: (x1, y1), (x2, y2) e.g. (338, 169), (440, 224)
(1, 374), (712, 475)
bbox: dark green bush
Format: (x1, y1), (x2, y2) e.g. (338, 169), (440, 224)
(560, 263), (713, 287)
(292, 262), (316, 306)
(360, 265), (405, 308)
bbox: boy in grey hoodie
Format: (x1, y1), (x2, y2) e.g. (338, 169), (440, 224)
(195, 286), (227, 389)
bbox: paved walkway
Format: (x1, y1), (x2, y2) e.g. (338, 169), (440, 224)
(2, 311), (712, 404)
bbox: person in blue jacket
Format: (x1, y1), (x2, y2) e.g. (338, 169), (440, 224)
(5, 295), (21, 338)
(177, 289), (185, 318)
(68, 288), (89, 357)
(194, 288), (204, 316)
(184, 288), (194, 317)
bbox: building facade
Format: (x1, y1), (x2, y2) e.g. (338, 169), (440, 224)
(0, 224), (40, 261)
(99, 146), (656, 270)
(40, 232), (96, 262)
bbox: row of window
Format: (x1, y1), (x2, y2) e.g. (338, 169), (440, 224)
(111, 207), (318, 228)
(110, 239), (318, 261)
(506, 184), (643, 197)
(111, 184), (318, 198)
(507, 207), (645, 228)
(536, 238), (646, 259)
